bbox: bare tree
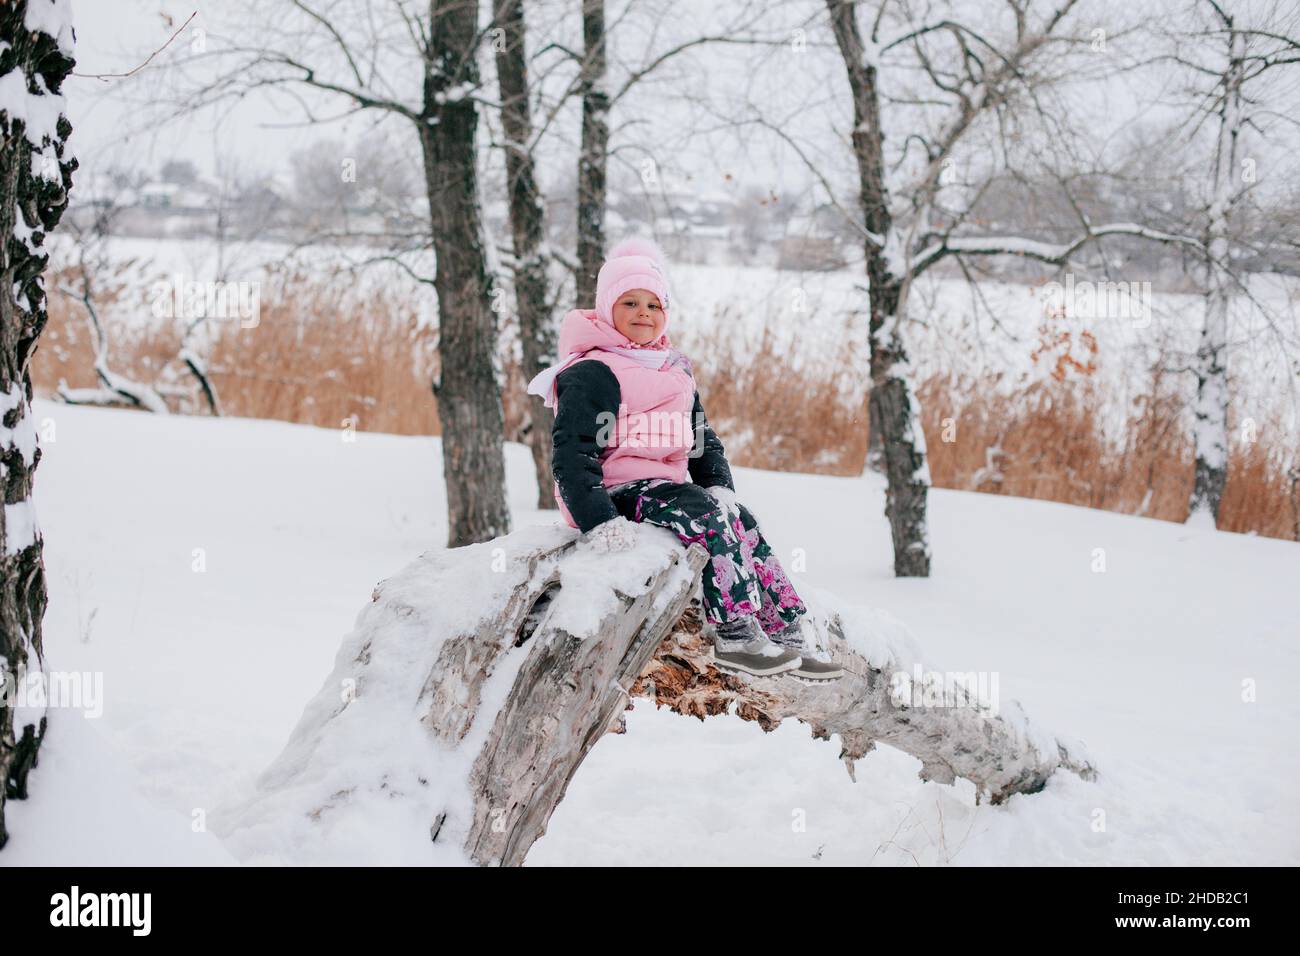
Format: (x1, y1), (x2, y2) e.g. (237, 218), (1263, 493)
(0, 0), (77, 850)
(288, 132), (422, 244)
(1167, 0), (1300, 523)
(819, 0), (1210, 575)
(159, 0), (511, 547)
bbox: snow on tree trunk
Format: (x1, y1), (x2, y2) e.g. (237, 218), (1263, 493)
(419, 2), (511, 548)
(494, 0), (558, 511)
(1188, 26), (1244, 526)
(873, 361), (932, 576)
(0, 0), (76, 851)
(870, 291), (932, 577)
(211, 525), (1095, 866)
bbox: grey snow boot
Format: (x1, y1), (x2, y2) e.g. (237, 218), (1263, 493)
(768, 617), (845, 682)
(709, 616), (802, 678)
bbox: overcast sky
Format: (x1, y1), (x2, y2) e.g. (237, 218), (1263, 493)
(68, 2), (334, 185)
(63, 1), (1300, 213)
(65, 0), (820, 203)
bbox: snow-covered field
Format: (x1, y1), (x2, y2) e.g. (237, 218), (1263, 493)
(2, 399), (1297, 866)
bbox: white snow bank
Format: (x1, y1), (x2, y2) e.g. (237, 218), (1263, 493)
(2, 710), (234, 866)
(6, 400), (1296, 866)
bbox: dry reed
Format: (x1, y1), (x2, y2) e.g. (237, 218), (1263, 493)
(31, 269), (1299, 541)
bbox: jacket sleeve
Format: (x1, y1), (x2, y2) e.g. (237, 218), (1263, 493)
(688, 390), (735, 492)
(552, 359), (622, 533)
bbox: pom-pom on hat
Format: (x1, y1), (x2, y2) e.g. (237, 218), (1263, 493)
(595, 237), (673, 333)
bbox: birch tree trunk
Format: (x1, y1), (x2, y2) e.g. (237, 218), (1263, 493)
(0, 0), (76, 850)
(870, 324), (933, 576)
(822, 0), (1121, 574)
(1188, 24), (1243, 525)
(421, 1), (511, 547)
(494, 0), (557, 510)
(576, 0), (609, 305)
(828, 0), (931, 577)
(214, 525), (1095, 867)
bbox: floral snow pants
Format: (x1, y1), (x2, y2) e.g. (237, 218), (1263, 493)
(607, 478), (807, 634)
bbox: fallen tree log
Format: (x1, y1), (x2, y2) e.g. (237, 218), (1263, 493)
(630, 597), (1097, 800)
(212, 522), (1096, 866)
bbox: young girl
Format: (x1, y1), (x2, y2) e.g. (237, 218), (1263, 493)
(526, 238), (841, 681)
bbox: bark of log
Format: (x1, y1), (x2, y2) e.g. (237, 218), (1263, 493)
(633, 602), (1095, 802)
(453, 538), (707, 866)
(216, 525), (1095, 867)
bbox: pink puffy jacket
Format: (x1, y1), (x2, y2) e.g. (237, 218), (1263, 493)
(544, 309), (732, 531)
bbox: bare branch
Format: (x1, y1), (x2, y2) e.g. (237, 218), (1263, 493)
(910, 222), (1206, 278)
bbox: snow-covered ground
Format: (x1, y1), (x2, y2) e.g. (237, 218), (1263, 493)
(2, 400), (1297, 866)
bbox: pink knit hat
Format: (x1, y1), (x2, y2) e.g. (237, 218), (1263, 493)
(595, 238), (673, 336)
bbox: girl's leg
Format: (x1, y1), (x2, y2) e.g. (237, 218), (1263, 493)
(733, 503), (808, 636)
(607, 479), (763, 626)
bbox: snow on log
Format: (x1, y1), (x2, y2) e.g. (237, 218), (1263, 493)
(212, 523), (1097, 866)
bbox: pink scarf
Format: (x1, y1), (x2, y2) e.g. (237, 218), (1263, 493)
(526, 308), (693, 410)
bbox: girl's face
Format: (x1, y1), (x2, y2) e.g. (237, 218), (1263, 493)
(611, 288), (666, 345)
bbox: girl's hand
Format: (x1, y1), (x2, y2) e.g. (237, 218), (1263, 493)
(705, 485), (742, 525)
(584, 515), (638, 553)
(705, 485), (738, 509)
